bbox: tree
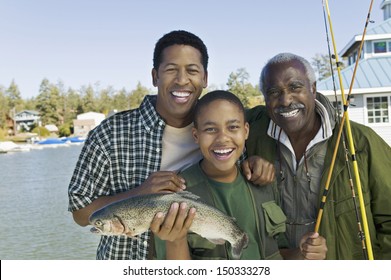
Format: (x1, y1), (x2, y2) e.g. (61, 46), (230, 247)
(226, 68), (260, 108)
(35, 78), (61, 126)
(59, 124), (71, 137)
(64, 88), (82, 120)
(96, 86), (114, 115)
(6, 80), (24, 112)
(113, 88), (129, 111)
(0, 87), (8, 129)
(312, 53), (346, 80)
(32, 126), (50, 137)
(129, 82), (150, 109)
(80, 84), (97, 113)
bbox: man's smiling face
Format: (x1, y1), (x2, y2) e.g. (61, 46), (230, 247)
(153, 44), (207, 128)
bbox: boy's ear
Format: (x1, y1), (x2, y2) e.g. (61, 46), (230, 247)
(244, 122), (249, 140)
(192, 127), (199, 143)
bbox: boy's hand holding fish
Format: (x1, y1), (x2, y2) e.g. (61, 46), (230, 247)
(150, 202), (197, 259)
(150, 202), (196, 242)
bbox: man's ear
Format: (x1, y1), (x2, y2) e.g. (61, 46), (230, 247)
(152, 68), (158, 87)
(312, 82), (317, 96)
(203, 71), (208, 88)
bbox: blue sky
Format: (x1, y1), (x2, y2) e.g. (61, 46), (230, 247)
(0, 0), (385, 99)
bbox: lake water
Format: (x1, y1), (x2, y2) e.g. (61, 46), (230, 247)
(0, 144), (100, 259)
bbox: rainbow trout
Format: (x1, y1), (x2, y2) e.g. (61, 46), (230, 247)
(89, 191), (248, 259)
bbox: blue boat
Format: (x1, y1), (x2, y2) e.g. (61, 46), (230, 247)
(61, 136), (86, 143)
(38, 138), (67, 145)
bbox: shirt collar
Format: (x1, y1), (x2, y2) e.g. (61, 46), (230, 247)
(139, 95), (165, 131)
(267, 99), (333, 152)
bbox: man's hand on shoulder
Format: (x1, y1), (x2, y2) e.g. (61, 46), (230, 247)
(241, 156), (275, 186)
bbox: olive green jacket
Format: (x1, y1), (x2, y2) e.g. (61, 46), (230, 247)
(245, 96), (391, 259)
(154, 163), (286, 260)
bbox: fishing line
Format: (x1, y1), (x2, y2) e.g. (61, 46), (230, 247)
(315, 0), (375, 260)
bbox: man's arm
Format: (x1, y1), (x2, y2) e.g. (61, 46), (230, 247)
(364, 128), (391, 259)
(241, 155), (275, 185)
(72, 171), (188, 226)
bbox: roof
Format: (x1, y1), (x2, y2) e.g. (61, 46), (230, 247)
(44, 124), (59, 132)
(73, 119), (96, 126)
(317, 56), (391, 91)
(15, 110), (40, 116)
(340, 18), (391, 57)
(77, 111), (105, 120)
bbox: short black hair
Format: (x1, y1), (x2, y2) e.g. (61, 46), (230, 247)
(153, 30), (208, 71)
(194, 90), (245, 128)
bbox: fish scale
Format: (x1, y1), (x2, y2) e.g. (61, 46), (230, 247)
(89, 191), (249, 259)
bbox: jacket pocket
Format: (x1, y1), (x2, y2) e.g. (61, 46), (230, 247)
(187, 233), (227, 260)
(262, 201), (287, 237)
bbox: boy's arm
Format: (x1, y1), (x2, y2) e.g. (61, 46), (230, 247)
(165, 238), (191, 260)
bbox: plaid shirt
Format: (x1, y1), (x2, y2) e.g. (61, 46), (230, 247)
(68, 95), (165, 259)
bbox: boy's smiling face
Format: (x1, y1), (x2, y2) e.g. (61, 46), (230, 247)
(192, 99), (249, 183)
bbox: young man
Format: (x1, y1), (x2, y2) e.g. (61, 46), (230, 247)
(152, 90), (327, 260)
(246, 53), (391, 259)
(68, 30), (209, 260)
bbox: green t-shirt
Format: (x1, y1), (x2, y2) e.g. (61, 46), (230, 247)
(206, 170), (261, 260)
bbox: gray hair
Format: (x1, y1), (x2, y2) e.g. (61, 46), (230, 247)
(259, 53), (316, 94)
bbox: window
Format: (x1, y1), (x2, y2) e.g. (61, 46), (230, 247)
(374, 41), (387, 53)
(332, 101), (343, 115)
(373, 40), (391, 54)
(367, 96), (389, 123)
(348, 49), (364, 66)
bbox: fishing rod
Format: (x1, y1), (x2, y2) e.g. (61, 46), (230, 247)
(317, 0), (368, 260)
(314, 0), (374, 260)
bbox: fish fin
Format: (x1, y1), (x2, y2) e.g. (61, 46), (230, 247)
(231, 233), (249, 260)
(111, 215), (130, 236)
(177, 191), (201, 201)
(206, 238), (226, 245)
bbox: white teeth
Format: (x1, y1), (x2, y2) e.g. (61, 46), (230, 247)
(172, 91), (190, 97)
(214, 148), (233, 154)
(280, 109), (299, 118)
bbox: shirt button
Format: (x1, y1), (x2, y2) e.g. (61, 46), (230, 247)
(143, 240), (148, 246)
(156, 148), (160, 153)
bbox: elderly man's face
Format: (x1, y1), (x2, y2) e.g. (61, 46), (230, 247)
(262, 60), (317, 137)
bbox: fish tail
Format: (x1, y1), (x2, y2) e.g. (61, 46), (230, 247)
(231, 232), (249, 260)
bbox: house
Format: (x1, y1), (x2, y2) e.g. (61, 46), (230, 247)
(5, 113), (15, 136)
(107, 109), (119, 118)
(317, 0), (391, 146)
(73, 111), (105, 137)
(13, 110), (40, 132)
(45, 124), (59, 134)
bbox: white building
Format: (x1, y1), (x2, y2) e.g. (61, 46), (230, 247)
(13, 110), (40, 132)
(73, 112), (105, 137)
(317, 0), (391, 146)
